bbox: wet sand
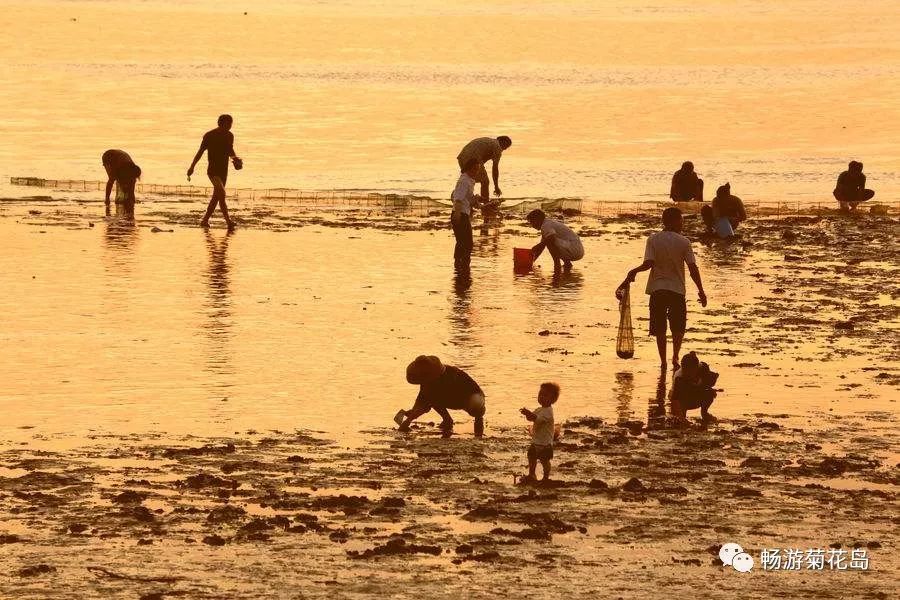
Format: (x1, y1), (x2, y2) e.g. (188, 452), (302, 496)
(1, 200), (897, 597)
(1, 414), (896, 599)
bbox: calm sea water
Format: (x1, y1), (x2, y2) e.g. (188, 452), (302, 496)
(1, 0), (899, 202)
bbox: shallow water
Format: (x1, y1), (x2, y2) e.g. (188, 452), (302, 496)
(0, 201), (897, 449)
(1, 0), (900, 202)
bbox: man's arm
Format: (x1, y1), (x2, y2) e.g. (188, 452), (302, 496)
(669, 174), (678, 200)
(398, 391), (431, 431)
(688, 263), (707, 307)
(187, 138), (207, 179)
(491, 158), (501, 196)
(104, 177), (114, 215)
(531, 239), (546, 260)
(620, 259), (653, 290)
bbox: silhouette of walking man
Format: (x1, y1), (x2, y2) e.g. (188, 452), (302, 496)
(187, 114), (242, 230)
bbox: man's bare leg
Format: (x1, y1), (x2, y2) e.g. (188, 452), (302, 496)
(203, 176), (229, 227)
(655, 334), (667, 367)
(672, 331), (684, 369)
(540, 458), (551, 481)
(434, 406), (454, 432)
(546, 238), (563, 272)
(219, 197), (234, 230)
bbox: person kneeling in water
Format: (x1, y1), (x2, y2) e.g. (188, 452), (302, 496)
(398, 355), (485, 437)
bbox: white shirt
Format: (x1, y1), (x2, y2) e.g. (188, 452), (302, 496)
(541, 219), (582, 249)
(531, 406), (554, 446)
(643, 230), (696, 296)
(451, 173), (477, 215)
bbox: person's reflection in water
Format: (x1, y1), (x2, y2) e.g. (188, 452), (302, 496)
(550, 269), (584, 291)
(613, 372), (635, 425)
(476, 215), (501, 259)
(203, 230), (235, 378)
(448, 267), (475, 350)
(646, 369), (668, 431)
(103, 219), (138, 251)
(101, 221), (139, 314)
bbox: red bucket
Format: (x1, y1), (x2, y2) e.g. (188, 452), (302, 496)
(513, 247), (533, 273)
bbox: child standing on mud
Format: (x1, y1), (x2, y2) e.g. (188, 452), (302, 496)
(520, 382), (559, 482)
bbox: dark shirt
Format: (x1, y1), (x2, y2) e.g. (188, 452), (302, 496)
(671, 170), (701, 200)
(713, 194), (746, 221)
(412, 366), (483, 411)
(835, 170), (865, 197)
(102, 149), (134, 175)
(201, 128), (234, 176)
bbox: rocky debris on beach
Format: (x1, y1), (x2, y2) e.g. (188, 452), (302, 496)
(0, 409), (896, 597)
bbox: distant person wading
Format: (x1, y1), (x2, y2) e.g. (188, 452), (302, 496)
(102, 149), (141, 219)
(187, 114), (242, 230)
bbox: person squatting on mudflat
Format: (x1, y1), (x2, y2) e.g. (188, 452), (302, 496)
(451, 158), (484, 270)
(620, 207), (707, 370)
(520, 382), (559, 483)
(187, 114), (242, 230)
(671, 351), (718, 424)
(102, 149), (141, 219)
(398, 355), (485, 437)
(527, 209), (584, 272)
(833, 161), (875, 213)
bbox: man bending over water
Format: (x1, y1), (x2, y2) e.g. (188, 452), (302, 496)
(187, 114), (242, 230)
(102, 149), (141, 218)
(456, 136), (512, 201)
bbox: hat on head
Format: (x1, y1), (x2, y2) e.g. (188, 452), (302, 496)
(406, 355), (445, 384)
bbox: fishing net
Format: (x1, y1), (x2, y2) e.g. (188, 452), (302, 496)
(616, 284), (634, 359)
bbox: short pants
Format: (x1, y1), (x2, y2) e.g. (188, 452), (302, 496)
(649, 289), (687, 336)
(549, 237), (584, 261)
(527, 443), (553, 462)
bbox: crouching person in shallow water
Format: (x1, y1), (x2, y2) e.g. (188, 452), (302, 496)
(527, 209), (584, 272)
(398, 355), (485, 437)
(671, 351), (718, 423)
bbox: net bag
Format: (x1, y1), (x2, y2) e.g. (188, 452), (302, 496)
(616, 284), (634, 359)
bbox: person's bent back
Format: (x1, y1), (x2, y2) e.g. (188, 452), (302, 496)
(102, 149), (141, 218)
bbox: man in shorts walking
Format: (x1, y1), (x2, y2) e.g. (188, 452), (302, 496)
(619, 207), (707, 369)
(187, 114), (242, 230)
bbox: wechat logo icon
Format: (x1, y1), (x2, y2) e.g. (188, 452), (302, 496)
(720, 542), (754, 573)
